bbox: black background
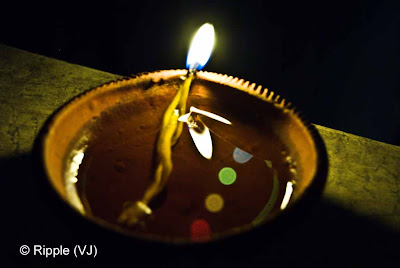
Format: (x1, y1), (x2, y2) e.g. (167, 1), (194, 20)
(2, 1), (400, 267)
(1, 0), (399, 145)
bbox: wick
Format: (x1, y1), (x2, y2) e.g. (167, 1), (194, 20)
(118, 69), (196, 226)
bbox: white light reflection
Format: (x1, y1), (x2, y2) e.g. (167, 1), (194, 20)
(189, 106), (231, 125)
(189, 122), (213, 159)
(65, 146), (87, 214)
(178, 106), (231, 159)
(280, 181), (293, 210)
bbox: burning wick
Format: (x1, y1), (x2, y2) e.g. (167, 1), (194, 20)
(118, 23), (215, 226)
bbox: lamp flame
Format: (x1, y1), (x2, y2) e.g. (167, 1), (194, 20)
(186, 23), (215, 71)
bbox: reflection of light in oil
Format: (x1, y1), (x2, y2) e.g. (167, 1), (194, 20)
(233, 147), (253, 163)
(65, 146), (87, 214)
(190, 219), (211, 242)
(280, 181), (293, 210)
(69, 151), (84, 182)
(188, 122), (213, 159)
(264, 160), (272, 168)
(205, 193), (224, 213)
(252, 169), (279, 226)
(218, 167), (237, 185)
(178, 106), (231, 159)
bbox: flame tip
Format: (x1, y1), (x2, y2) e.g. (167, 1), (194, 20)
(186, 23), (215, 70)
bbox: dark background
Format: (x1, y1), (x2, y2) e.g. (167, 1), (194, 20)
(1, 0), (400, 145)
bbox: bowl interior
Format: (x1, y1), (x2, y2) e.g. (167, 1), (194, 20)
(42, 70), (325, 242)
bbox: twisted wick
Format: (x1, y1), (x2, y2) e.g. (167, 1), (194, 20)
(118, 71), (195, 227)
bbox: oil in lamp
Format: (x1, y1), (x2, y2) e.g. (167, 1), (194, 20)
(39, 23), (328, 243)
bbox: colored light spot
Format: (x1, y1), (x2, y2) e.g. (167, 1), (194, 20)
(190, 219), (211, 242)
(218, 167), (237, 185)
(233, 147), (253, 163)
(265, 160), (272, 168)
(205, 193), (224, 213)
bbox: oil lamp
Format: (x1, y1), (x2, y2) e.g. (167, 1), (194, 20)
(39, 23), (328, 243)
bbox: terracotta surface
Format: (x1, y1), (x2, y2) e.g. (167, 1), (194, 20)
(40, 69), (325, 241)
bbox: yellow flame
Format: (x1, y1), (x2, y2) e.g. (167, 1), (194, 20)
(186, 23), (215, 70)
